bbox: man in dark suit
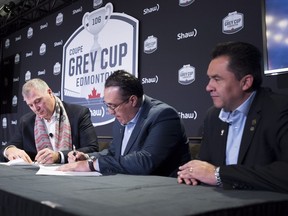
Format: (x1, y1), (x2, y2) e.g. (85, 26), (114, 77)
(58, 70), (190, 177)
(0, 78), (98, 163)
(177, 41), (288, 193)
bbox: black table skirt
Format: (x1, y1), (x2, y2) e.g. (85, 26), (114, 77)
(0, 165), (287, 216)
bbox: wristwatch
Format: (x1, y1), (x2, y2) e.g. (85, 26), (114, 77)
(87, 156), (96, 171)
(214, 167), (222, 187)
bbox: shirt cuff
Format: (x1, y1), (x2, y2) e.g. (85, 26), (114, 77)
(58, 151), (65, 164)
(95, 159), (100, 172)
(3, 145), (16, 158)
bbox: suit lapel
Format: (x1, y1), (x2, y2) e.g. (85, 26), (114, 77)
(217, 121), (230, 164)
(123, 95), (151, 155)
(237, 92), (262, 163)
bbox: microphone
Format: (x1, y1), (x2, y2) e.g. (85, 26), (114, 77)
(49, 133), (53, 138)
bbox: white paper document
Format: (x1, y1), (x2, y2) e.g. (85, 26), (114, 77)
(0, 158), (38, 166)
(36, 165), (102, 176)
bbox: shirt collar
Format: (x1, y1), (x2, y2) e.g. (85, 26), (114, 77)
(121, 95), (145, 126)
(219, 91), (256, 123)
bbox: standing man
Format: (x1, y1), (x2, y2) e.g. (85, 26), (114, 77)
(58, 70), (190, 177)
(1, 78), (99, 164)
(178, 41), (288, 192)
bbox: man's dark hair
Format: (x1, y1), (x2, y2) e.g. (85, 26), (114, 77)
(211, 41), (263, 90)
(105, 70), (144, 99)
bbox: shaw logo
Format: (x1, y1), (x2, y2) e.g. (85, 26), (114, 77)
(178, 111), (197, 120)
(177, 28), (197, 40)
(15, 35), (21, 42)
(142, 75), (158, 84)
(61, 3), (139, 126)
(11, 120), (17, 125)
(143, 4), (160, 15)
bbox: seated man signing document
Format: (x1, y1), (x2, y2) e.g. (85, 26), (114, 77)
(58, 70), (190, 177)
(0, 78), (99, 164)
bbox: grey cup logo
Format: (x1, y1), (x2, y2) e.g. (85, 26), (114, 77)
(39, 43), (46, 55)
(2, 118), (7, 128)
(179, 0), (195, 7)
(56, 13), (64, 26)
(14, 54), (20, 64)
(144, 35), (157, 54)
(25, 71), (31, 81)
(222, 11), (244, 34)
(178, 64), (195, 85)
(82, 3), (113, 52)
(27, 27), (33, 39)
(94, 0), (103, 8)
(54, 62), (61, 75)
(5, 39), (10, 48)
(62, 2), (139, 127)
(12, 96), (17, 107)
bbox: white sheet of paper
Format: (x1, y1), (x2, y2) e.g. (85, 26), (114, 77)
(0, 158), (38, 166)
(36, 165), (102, 176)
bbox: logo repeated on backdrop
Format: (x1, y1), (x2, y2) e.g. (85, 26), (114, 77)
(40, 22), (48, 30)
(56, 13), (64, 26)
(143, 4), (160, 15)
(177, 28), (197, 40)
(222, 11), (244, 34)
(54, 62), (61, 75)
(14, 54), (20, 64)
(178, 64), (195, 85)
(178, 111), (198, 120)
(144, 36), (158, 54)
(39, 43), (46, 56)
(61, 2), (139, 126)
(27, 27), (33, 39)
(93, 0), (103, 8)
(2, 118), (7, 129)
(25, 71), (31, 81)
(179, 0), (195, 7)
(142, 75), (159, 84)
(25, 51), (33, 58)
(5, 39), (10, 48)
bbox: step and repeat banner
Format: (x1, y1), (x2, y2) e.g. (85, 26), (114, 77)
(1, 0), (263, 145)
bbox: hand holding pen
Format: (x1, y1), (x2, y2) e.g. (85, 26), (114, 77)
(68, 149), (88, 163)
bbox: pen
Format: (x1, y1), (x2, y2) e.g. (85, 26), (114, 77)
(73, 145), (76, 156)
(73, 145), (77, 162)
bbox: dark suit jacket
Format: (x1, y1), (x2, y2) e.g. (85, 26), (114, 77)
(91, 95), (190, 177)
(199, 87), (288, 192)
(0, 102), (99, 162)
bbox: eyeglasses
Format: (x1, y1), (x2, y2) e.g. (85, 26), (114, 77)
(103, 97), (130, 111)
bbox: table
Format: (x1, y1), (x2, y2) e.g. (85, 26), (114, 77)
(0, 165), (288, 216)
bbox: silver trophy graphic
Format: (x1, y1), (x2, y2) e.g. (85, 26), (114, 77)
(82, 3), (113, 52)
